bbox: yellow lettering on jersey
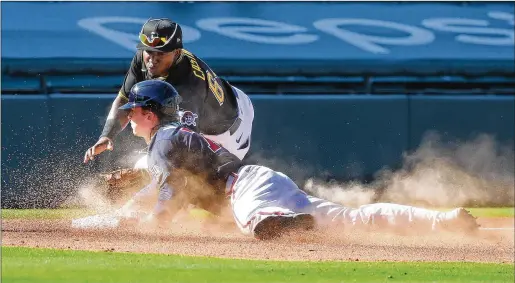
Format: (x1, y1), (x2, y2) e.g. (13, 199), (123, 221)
(118, 90), (129, 100)
(182, 49), (205, 81)
(207, 71), (224, 106)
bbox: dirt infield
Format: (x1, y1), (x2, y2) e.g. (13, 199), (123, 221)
(2, 217), (513, 263)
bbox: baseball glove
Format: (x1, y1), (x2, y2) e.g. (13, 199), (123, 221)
(99, 168), (150, 204)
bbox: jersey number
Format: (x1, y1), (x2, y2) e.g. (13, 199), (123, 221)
(207, 71), (224, 106)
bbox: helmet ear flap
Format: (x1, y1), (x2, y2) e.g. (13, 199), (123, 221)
(160, 95), (181, 116)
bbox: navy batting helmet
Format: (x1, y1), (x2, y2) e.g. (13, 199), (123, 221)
(119, 80), (182, 116)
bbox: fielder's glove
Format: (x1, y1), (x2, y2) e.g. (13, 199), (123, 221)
(99, 168), (150, 203)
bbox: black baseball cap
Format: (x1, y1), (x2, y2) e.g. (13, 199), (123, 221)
(137, 18), (183, 53)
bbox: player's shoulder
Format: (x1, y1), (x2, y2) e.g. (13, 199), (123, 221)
(154, 124), (201, 143)
(173, 126), (209, 146)
(173, 125), (200, 140)
(180, 49), (214, 71)
(154, 124), (181, 141)
(149, 125), (177, 148)
(180, 49), (200, 61)
(149, 124), (182, 154)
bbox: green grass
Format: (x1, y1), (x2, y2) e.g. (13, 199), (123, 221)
(0, 208), (211, 220)
(465, 207), (514, 218)
(1, 209), (94, 220)
(2, 209), (513, 282)
(2, 247), (513, 283)
(2, 207), (513, 220)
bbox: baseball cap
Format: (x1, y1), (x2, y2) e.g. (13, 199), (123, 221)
(137, 18), (183, 53)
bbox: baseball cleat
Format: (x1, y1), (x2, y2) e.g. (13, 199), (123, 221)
(456, 207), (480, 232)
(253, 213), (315, 240)
(441, 207), (480, 234)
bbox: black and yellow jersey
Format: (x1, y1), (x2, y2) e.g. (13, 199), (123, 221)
(119, 49), (239, 135)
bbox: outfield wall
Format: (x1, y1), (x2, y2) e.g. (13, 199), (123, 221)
(2, 2), (514, 76)
(2, 94), (513, 208)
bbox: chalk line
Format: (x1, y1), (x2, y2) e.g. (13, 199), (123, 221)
(479, 227), (514, 231)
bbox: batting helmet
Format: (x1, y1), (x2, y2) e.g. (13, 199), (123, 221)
(119, 80), (182, 117)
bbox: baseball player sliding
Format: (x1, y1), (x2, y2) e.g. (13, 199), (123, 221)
(74, 80), (478, 239)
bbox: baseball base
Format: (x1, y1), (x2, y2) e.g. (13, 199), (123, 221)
(71, 213), (121, 229)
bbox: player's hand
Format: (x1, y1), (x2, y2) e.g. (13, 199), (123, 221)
(84, 136), (114, 163)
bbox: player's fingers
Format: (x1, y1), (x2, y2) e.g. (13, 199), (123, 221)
(88, 146), (98, 160)
(83, 148), (92, 163)
(107, 140), (114, 151)
(91, 145), (99, 159)
(84, 140), (110, 163)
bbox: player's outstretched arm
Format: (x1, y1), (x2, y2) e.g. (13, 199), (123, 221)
(84, 95), (130, 163)
(113, 182), (157, 225)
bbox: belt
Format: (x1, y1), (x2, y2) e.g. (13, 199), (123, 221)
(225, 172), (238, 196)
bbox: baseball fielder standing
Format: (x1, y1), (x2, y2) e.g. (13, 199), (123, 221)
(74, 80), (479, 239)
(84, 18), (254, 166)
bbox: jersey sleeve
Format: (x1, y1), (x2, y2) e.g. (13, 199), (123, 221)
(119, 52), (143, 99)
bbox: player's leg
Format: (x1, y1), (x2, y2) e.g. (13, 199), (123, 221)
(227, 165), (315, 239)
(306, 196), (478, 233)
(203, 86), (254, 160)
(227, 165), (477, 237)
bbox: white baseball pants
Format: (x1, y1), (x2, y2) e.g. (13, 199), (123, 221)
(226, 165), (462, 236)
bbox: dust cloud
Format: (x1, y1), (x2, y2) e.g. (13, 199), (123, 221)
(303, 133), (514, 208)
(62, 180), (115, 213)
